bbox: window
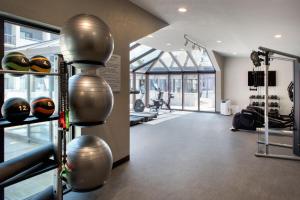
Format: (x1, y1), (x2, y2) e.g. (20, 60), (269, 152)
(20, 30), (33, 40)
(3, 21), (59, 200)
(129, 42), (216, 112)
(149, 75), (168, 104)
(170, 75), (182, 110)
(183, 74), (198, 110)
(199, 74), (215, 111)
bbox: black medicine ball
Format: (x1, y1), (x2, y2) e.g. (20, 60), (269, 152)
(1, 98), (30, 122)
(31, 97), (55, 119)
(1, 52), (30, 76)
(30, 55), (51, 75)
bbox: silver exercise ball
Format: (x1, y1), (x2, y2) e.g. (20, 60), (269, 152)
(69, 73), (113, 125)
(60, 14), (114, 67)
(66, 135), (113, 191)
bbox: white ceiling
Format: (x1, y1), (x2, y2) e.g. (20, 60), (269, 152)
(130, 0), (300, 57)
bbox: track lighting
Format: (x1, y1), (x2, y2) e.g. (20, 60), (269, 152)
(184, 39), (188, 47)
(183, 34), (205, 52)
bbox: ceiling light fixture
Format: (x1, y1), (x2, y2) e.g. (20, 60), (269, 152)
(183, 34), (206, 53)
(233, 52), (237, 55)
(184, 39), (188, 47)
(216, 40), (222, 43)
(178, 7), (187, 13)
(274, 34), (282, 39)
(147, 34), (153, 38)
(166, 43), (171, 46)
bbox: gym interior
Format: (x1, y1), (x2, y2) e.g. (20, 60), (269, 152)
(0, 0), (300, 200)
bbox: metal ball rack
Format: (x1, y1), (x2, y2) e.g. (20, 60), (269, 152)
(0, 54), (70, 200)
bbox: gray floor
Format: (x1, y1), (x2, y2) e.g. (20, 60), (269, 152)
(66, 112), (300, 200)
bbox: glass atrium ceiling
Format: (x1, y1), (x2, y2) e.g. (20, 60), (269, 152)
(130, 43), (215, 73)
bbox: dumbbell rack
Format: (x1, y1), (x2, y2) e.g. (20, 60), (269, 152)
(0, 55), (69, 200)
(249, 95), (280, 114)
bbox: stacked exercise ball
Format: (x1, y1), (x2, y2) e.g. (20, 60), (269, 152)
(31, 97), (55, 119)
(60, 14), (114, 68)
(60, 14), (114, 191)
(1, 98), (30, 122)
(1, 52), (30, 76)
(66, 135), (113, 191)
(61, 14), (114, 126)
(30, 55), (51, 75)
(68, 74), (113, 125)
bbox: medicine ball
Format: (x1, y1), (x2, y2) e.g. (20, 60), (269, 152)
(31, 97), (55, 119)
(30, 55), (51, 75)
(1, 98), (30, 122)
(1, 52), (30, 76)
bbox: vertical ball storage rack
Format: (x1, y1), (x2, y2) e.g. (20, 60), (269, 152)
(0, 54), (69, 200)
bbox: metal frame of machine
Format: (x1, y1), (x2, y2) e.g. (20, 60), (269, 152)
(251, 46), (300, 161)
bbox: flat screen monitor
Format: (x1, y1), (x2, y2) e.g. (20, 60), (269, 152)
(248, 71), (276, 86)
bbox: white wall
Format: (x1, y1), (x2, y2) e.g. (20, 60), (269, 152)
(224, 57), (293, 115)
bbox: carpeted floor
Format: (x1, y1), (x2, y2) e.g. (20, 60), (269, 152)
(65, 112), (300, 200)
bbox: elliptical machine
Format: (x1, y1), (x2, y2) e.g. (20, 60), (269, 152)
(149, 87), (174, 112)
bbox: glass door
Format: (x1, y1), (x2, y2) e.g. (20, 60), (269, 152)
(148, 74), (168, 105)
(199, 74), (216, 112)
(183, 74), (198, 111)
(169, 75), (182, 110)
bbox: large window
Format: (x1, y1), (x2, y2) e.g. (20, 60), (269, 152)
(129, 43), (216, 112)
(3, 21), (59, 200)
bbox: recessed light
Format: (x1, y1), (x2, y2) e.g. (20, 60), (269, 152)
(178, 7), (187, 13)
(274, 34), (282, 39)
(166, 43), (172, 46)
(233, 52), (237, 55)
(216, 40), (222, 43)
(147, 34), (153, 38)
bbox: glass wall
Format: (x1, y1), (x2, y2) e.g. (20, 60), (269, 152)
(136, 74), (146, 103)
(148, 75), (168, 104)
(130, 73), (134, 109)
(199, 74), (215, 111)
(170, 75), (182, 110)
(3, 21), (59, 199)
(129, 43), (216, 112)
(183, 74), (198, 111)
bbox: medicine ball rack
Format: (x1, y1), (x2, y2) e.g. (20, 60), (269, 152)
(0, 54), (70, 200)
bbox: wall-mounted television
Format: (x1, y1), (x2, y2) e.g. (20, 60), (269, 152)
(248, 71), (276, 86)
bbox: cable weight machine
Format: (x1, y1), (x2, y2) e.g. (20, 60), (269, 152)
(250, 46), (300, 161)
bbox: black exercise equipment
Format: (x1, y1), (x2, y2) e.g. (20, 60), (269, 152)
(0, 144), (55, 183)
(25, 186), (54, 200)
(134, 99), (145, 112)
(251, 46), (300, 160)
(130, 112), (158, 122)
(130, 115), (144, 126)
(31, 97), (55, 119)
(288, 82), (294, 102)
(1, 97), (30, 122)
(149, 89), (174, 112)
